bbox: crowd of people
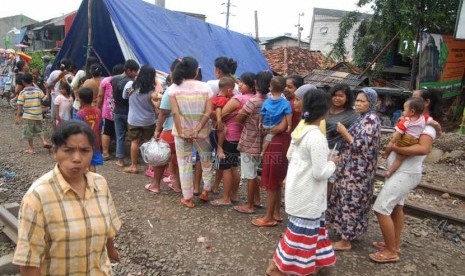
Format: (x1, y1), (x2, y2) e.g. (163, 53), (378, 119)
(1, 50), (443, 275)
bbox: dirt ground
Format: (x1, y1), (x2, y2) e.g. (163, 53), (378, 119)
(1, 101), (465, 276)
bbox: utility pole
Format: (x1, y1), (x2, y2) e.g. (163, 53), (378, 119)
(222, 0), (234, 29)
(295, 12), (304, 48)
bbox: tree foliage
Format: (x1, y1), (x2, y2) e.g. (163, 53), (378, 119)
(330, 0), (460, 76)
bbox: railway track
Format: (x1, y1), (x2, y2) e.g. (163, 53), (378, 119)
(375, 172), (465, 227)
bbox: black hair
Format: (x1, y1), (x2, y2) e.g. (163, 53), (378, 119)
(170, 58), (182, 72)
(78, 87), (94, 104)
(89, 63), (102, 77)
(302, 88), (330, 123)
(16, 60), (26, 72)
(172, 56), (199, 85)
(112, 64), (125, 75)
(219, 76), (235, 89)
(124, 59), (140, 72)
(52, 120), (95, 149)
(59, 82), (71, 96)
(195, 67), (203, 81)
(255, 70), (273, 95)
(21, 73), (33, 85)
(214, 56), (237, 76)
(416, 89), (443, 122)
(405, 97), (424, 115)
(132, 65), (156, 94)
(286, 75), (304, 89)
(270, 76), (286, 92)
(239, 72), (256, 91)
(58, 58), (73, 71)
(329, 84), (354, 110)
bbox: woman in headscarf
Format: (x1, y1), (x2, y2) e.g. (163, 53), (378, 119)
(327, 87), (381, 251)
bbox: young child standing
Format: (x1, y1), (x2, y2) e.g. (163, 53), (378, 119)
(266, 89), (338, 276)
(15, 73), (52, 154)
(383, 97), (441, 177)
(54, 82), (73, 126)
(213, 76), (236, 159)
(74, 87), (103, 172)
(259, 76), (292, 157)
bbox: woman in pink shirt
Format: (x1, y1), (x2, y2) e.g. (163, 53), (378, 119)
(210, 72), (256, 206)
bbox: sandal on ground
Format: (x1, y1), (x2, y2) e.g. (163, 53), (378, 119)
(198, 192), (210, 202)
(115, 161), (125, 167)
(234, 205), (255, 214)
(253, 203), (264, 209)
(274, 216), (284, 222)
(369, 251), (400, 263)
(42, 144), (52, 149)
(210, 199), (232, 206)
(166, 182), (181, 193)
(103, 155), (112, 161)
(251, 217), (278, 227)
(180, 198), (195, 208)
(24, 149), (36, 155)
(193, 191), (200, 196)
(144, 184), (160, 194)
(123, 167), (139, 174)
(332, 242), (352, 251)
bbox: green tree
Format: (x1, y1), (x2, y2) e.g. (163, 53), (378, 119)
(330, 0), (460, 77)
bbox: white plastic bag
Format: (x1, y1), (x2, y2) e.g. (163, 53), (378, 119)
(140, 138), (171, 166)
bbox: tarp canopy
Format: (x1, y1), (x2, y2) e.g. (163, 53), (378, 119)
(54, 0), (270, 80)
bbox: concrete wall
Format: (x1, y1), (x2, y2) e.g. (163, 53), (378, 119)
(309, 13), (360, 59)
(0, 15), (37, 49)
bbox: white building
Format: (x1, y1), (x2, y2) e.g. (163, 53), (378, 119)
(308, 8), (371, 59)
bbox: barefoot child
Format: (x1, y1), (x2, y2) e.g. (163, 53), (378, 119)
(54, 82), (73, 126)
(15, 73), (52, 154)
(383, 97), (441, 177)
(266, 89), (338, 276)
(259, 76), (292, 157)
(74, 87), (103, 172)
(212, 76), (235, 159)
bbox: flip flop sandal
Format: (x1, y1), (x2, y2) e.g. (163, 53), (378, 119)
(42, 144), (52, 149)
(123, 167), (139, 174)
(198, 193), (210, 202)
(251, 218), (278, 227)
(144, 184), (160, 194)
(210, 199), (232, 206)
(24, 149), (36, 155)
(234, 205), (255, 214)
(332, 243), (352, 251)
(369, 251), (400, 263)
(167, 183), (181, 193)
(274, 216), (284, 222)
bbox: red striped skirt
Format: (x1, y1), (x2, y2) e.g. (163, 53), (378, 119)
(273, 214), (336, 275)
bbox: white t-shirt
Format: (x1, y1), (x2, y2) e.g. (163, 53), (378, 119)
(387, 125), (436, 174)
(54, 95), (73, 121)
(206, 79), (240, 96)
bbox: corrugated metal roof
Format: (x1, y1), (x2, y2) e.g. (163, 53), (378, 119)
(304, 69), (367, 89)
(263, 48), (333, 76)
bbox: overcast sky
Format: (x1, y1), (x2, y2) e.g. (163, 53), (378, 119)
(1, 0), (372, 37)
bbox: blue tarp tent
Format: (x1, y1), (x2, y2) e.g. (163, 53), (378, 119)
(54, 0), (270, 80)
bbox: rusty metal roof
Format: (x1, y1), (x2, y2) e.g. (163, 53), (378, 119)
(304, 69), (367, 90)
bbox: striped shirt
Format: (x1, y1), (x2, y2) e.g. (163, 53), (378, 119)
(168, 80), (214, 139)
(13, 165), (121, 275)
(17, 86), (46, 120)
(237, 94), (267, 156)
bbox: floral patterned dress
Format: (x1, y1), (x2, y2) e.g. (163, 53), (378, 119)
(327, 111), (381, 241)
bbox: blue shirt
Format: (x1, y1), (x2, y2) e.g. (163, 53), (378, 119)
(159, 88), (174, 130)
(260, 97), (292, 127)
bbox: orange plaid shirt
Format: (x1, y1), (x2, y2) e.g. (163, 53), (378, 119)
(13, 165), (121, 275)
